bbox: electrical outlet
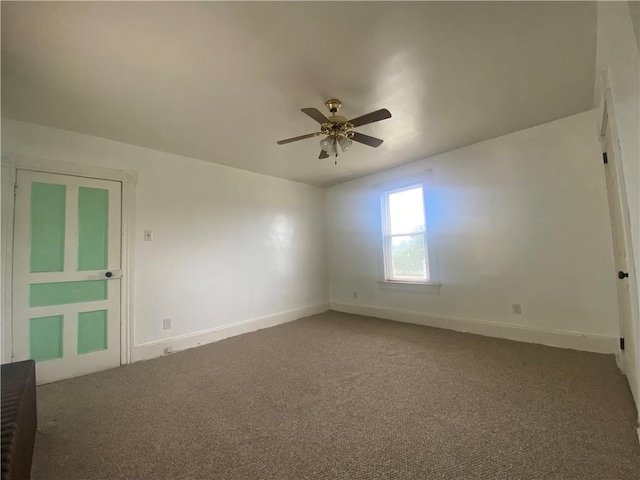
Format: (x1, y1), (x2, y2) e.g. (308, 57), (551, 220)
(163, 318), (172, 329)
(512, 304), (522, 315)
(144, 230), (153, 241)
(352, 291), (358, 300)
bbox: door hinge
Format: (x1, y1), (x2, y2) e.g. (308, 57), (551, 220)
(13, 183), (18, 196)
(620, 337), (625, 350)
(603, 152), (608, 164)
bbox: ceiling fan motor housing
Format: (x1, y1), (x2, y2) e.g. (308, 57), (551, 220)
(321, 118), (352, 138)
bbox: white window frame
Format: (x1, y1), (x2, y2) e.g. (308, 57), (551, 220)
(376, 171), (440, 294)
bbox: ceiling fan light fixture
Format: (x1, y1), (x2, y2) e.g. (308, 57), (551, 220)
(338, 136), (352, 152)
(319, 137), (333, 152)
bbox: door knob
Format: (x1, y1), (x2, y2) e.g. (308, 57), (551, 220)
(105, 271), (113, 278)
(618, 271), (629, 279)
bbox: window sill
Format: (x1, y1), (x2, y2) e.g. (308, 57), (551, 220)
(377, 280), (441, 295)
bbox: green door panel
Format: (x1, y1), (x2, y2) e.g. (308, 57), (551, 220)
(30, 280), (107, 307)
(30, 182), (66, 273)
(30, 315), (64, 361)
(78, 310), (108, 354)
(77, 187), (109, 271)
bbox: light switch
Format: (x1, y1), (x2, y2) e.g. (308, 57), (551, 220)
(144, 230), (153, 241)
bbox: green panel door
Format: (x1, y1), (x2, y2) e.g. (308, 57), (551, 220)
(12, 170), (122, 384)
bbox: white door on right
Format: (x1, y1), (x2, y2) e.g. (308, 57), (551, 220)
(602, 115), (633, 371)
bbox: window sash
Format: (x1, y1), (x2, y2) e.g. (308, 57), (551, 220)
(382, 185), (430, 283)
(384, 184), (425, 237)
(384, 233), (429, 281)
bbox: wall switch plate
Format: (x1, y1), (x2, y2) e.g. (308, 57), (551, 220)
(163, 318), (172, 329)
(144, 230), (153, 241)
(352, 291), (358, 299)
(512, 304), (522, 315)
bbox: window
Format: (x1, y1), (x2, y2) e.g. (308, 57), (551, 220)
(379, 177), (439, 293)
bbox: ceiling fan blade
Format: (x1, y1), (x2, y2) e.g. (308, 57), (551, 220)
(319, 150), (329, 159)
(349, 108), (392, 128)
(350, 131), (384, 148)
(301, 108), (330, 124)
(276, 132), (320, 145)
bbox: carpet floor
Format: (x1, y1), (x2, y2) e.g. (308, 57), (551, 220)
(33, 311), (640, 479)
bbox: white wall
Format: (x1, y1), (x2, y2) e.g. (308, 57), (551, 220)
(327, 111), (620, 352)
(2, 118), (329, 359)
(594, 0), (640, 413)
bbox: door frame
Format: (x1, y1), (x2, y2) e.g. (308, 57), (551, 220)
(1, 154), (136, 366)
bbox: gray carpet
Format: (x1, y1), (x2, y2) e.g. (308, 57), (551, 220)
(33, 311), (640, 479)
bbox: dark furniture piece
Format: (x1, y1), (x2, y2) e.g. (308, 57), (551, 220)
(1, 360), (37, 480)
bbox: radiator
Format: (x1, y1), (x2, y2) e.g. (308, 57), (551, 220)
(1, 360), (37, 480)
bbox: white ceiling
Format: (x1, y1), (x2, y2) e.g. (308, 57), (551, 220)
(2, 2), (597, 187)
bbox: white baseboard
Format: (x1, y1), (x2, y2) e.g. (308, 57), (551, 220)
(330, 302), (618, 354)
(132, 302), (330, 362)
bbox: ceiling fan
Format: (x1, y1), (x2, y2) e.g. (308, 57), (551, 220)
(277, 99), (392, 162)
